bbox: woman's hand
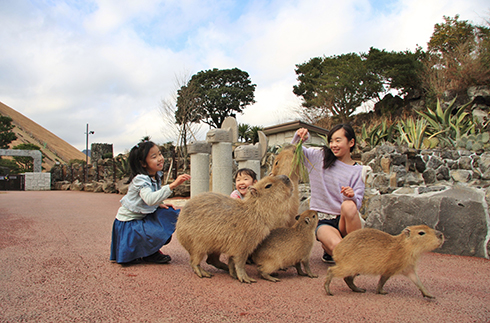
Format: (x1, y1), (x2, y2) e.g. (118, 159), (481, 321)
(169, 174), (191, 190)
(296, 128), (309, 142)
(159, 203), (175, 209)
(340, 186), (355, 198)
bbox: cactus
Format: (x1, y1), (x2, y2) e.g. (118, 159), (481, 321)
(456, 133), (490, 151)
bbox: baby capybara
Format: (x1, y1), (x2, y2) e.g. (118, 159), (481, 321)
(324, 225), (444, 298)
(252, 210), (319, 282)
(176, 175), (294, 283)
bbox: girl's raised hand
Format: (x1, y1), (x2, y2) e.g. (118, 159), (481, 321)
(340, 186), (354, 198)
(169, 174), (191, 190)
(297, 128), (309, 142)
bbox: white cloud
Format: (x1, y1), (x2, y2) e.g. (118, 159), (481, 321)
(0, 0), (488, 154)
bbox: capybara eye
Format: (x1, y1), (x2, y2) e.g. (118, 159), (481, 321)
(265, 184), (272, 189)
(418, 231), (426, 236)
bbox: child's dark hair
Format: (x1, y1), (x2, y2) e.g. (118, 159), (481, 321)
(233, 168), (257, 181)
(322, 124), (357, 169)
(127, 141), (161, 182)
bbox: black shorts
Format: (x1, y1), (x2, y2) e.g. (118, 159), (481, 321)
(315, 216), (343, 239)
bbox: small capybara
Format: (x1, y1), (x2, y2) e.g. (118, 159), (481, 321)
(252, 209), (319, 282)
(176, 175), (294, 283)
(324, 225), (444, 298)
(269, 144), (300, 226)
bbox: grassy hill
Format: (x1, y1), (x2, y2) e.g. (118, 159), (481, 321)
(0, 101), (88, 171)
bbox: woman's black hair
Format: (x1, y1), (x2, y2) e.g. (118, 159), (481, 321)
(127, 141), (161, 182)
(233, 168), (257, 181)
(322, 123), (357, 169)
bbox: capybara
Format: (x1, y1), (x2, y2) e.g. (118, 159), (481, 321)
(252, 209), (319, 282)
(176, 175), (294, 283)
(324, 225), (444, 298)
(270, 144), (300, 225)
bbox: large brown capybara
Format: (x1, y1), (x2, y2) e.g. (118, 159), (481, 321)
(269, 144), (300, 226)
(176, 175), (294, 283)
(324, 225), (444, 298)
(252, 209), (319, 282)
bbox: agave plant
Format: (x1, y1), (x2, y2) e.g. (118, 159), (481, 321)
(361, 118), (395, 148)
(416, 97), (473, 147)
(396, 117), (428, 149)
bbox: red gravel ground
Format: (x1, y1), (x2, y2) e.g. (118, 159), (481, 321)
(0, 191), (489, 322)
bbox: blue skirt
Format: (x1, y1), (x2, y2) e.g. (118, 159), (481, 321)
(110, 207), (180, 263)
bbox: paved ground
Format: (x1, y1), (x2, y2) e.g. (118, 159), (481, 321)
(0, 191), (489, 323)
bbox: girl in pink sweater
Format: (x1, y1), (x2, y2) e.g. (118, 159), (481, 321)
(293, 124), (364, 264)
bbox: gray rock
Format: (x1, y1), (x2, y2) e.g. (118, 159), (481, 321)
(458, 156), (473, 170)
(364, 186), (488, 258)
(423, 168), (436, 184)
(427, 156), (444, 169)
(451, 170), (472, 183)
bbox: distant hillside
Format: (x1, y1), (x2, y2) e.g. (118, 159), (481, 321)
(0, 101), (88, 171)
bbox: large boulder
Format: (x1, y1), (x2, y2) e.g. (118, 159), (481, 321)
(365, 186), (489, 258)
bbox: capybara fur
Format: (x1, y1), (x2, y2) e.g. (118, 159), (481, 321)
(176, 175), (293, 283)
(270, 144), (300, 226)
(324, 225), (444, 298)
(252, 210), (319, 282)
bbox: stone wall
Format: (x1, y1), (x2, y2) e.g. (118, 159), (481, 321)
(360, 143), (490, 259)
(24, 172), (51, 191)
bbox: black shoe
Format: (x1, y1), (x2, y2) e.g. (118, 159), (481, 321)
(322, 252), (335, 265)
(120, 258), (143, 266)
(142, 251), (171, 264)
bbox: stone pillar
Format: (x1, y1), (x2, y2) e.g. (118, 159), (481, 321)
(206, 117), (238, 195)
(233, 131), (268, 181)
(234, 145), (262, 181)
(188, 141), (211, 197)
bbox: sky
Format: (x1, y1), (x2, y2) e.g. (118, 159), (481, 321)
(0, 0), (488, 154)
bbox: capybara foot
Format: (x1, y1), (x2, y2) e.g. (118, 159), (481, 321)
(192, 265), (213, 278)
(375, 289), (388, 295)
(206, 253), (229, 272)
(422, 292), (435, 299)
(345, 276), (366, 293)
(260, 272), (280, 282)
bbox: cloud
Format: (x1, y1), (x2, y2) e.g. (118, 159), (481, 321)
(0, 0), (488, 154)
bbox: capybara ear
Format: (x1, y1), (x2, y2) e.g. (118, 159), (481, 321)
(403, 227), (411, 237)
(248, 186), (258, 197)
(295, 215), (300, 221)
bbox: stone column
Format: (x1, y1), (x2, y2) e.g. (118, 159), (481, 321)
(233, 131), (268, 181)
(206, 117), (238, 195)
(187, 141), (211, 197)
(234, 145), (262, 181)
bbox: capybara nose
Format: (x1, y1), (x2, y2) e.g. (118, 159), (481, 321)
(277, 175), (290, 184)
(436, 231), (444, 240)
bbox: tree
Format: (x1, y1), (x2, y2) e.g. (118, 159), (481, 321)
(161, 71), (202, 171)
(176, 68), (256, 129)
(364, 47), (425, 97)
(0, 115), (17, 149)
(13, 143), (41, 173)
(238, 123), (250, 142)
(293, 53), (383, 122)
(423, 15), (490, 99)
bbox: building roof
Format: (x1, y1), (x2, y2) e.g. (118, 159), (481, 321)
(263, 120), (329, 136)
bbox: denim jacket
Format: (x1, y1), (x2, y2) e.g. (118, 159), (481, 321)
(116, 172), (172, 221)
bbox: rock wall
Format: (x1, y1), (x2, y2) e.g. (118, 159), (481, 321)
(361, 143), (490, 259)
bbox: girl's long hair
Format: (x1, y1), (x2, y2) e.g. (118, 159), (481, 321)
(322, 124), (357, 169)
(127, 141), (162, 183)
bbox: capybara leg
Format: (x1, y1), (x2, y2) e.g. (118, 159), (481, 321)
(258, 267), (280, 282)
(190, 253), (213, 278)
(345, 276), (366, 293)
(234, 256), (256, 284)
(294, 262), (306, 276)
(300, 260), (318, 278)
(376, 275), (391, 295)
(228, 257), (237, 279)
(404, 267), (434, 298)
(324, 268), (335, 295)
(206, 253), (228, 272)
